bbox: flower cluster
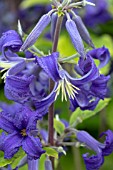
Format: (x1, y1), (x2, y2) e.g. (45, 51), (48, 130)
(0, 0), (112, 170)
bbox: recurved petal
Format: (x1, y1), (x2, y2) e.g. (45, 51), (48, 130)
(91, 74), (110, 99)
(22, 136), (45, 160)
(0, 30), (22, 57)
(5, 75), (34, 103)
(36, 52), (61, 82)
(100, 130), (113, 156)
(21, 14), (51, 51)
(66, 19), (85, 58)
(3, 132), (23, 159)
(88, 46), (110, 68)
(83, 153), (104, 170)
(34, 83), (57, 115)
(67, 56), (99, 85)
(0, 111), (15, 133)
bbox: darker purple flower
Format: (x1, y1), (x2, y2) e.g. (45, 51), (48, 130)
(88, 46), (110, 68)
(0, 30), (22, 58)
(83, 0), (112, 27)
(76, 130), (113, 170)
(0, 106), (45, 160)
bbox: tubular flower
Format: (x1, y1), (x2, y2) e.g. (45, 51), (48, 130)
(34, 52), (107, 111)
(76, 130), (113, 170)
(0, 106), (45, 160)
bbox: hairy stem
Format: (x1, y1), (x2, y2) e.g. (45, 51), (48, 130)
(48, 15), (63, 169)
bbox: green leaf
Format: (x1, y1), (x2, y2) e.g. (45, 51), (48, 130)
(0, 151), (12, 167)
(11, 148), (26, 169)
(20, 0), (50, 9)
(43, 147), (58, 159)
(69, 98), (110, 127)
(38, 153), (46, 170)
(54, 118), (65, 135)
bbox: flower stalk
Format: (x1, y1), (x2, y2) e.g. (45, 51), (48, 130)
(48, 15), (63, 169)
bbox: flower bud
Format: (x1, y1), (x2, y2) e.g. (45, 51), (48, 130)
(66, 19), (85, 58)
(73, 14), (95, 48)
(21, 14), (51, 51)
(51, 13), (57, 41)
(45, 159), (53, 170)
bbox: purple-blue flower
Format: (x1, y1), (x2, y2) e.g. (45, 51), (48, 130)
(0, 106), (45, 160)
(34, 52), (110, 111)
(76, 130), (113, 170)
(0, 30), (22, 58)
(83, 0), (112, 27)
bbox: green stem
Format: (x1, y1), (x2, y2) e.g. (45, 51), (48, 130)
(48, 15), (63, 169)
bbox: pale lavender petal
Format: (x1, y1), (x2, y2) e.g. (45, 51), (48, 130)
(28, 159), (39, 170)
(45, 159), (53, 170)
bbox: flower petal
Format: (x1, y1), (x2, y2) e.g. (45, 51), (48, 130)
(3, 132), (23, 159)
(0, 30), (22, 57)
(83, 153), (104, 170)
(36, 52), (61, 82)
(5, 75), (34, 103)
(100, 130), (113, 156)
(0, 111), (15, 133)
(88, 46), (110, 68)
(91, 74), (110, 99)
(22, 136), (45, 160)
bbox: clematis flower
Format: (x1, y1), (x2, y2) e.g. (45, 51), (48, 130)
(0, 30), (22, 58)
(0, 106), (45, 160)
(34, 52), (107, 111)
(76, 130), (113, 170)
